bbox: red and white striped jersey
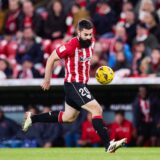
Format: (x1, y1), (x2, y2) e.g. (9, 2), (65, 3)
(56, 37), (95, 84)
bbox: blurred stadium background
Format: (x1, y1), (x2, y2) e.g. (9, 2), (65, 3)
(0, 0), (160, 151)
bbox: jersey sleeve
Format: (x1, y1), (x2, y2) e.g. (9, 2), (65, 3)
(56, 41), (74, 59)
(91, 37), (95, 49)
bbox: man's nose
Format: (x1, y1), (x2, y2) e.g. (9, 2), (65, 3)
(86, 36), (91, 40)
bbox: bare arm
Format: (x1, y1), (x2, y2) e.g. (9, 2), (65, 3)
(41, 50), (60, 90)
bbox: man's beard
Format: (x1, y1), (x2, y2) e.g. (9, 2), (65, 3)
(79, 37), (92, 48)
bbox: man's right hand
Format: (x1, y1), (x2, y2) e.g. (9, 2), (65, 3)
(41, 80), (51, 91)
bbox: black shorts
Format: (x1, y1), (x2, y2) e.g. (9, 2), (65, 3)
(64, 82), (94, 111)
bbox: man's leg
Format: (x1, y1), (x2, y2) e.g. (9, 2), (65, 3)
(82, 100), (109, 148)
(82, 99), (126, 152)
(22, 102), (80, 131)
(61, 103), (80, 122)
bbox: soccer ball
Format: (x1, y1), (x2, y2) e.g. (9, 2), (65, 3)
(95, 66), (114, 85)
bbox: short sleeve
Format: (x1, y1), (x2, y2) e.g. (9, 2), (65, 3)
(56, 42), (73, 59)
(91, 37), (95, 49)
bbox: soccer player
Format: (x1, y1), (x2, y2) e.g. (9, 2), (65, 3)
(22, 19), (126, 152)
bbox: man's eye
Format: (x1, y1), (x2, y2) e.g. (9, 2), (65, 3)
(85, 34), (92, 36)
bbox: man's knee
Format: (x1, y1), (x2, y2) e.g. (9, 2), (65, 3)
(92, 105), (103, 116)
(82, 100), (103, 116)
(62, 113), (78, 122)
(68, 115), (77, 122)
(88, 104), (103, 116)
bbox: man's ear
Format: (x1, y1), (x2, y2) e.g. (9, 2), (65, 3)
(76, 29), (81, 37)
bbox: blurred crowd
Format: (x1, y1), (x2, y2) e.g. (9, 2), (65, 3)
(0, 0), (160, 79)
(0, 86), (160, 148)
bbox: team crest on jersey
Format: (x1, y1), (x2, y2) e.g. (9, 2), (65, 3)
(80, 56), (91, 62)
(59, 45), (66, 52)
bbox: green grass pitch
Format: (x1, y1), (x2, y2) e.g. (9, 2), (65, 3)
(0, 148), (160, 160)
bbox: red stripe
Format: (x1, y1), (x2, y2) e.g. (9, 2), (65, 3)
(78, 50), (83, 83)
(70, 56), (75, 82)
(85, 48), (90, 83)
(58, 111), (64, 123)
(64, 39), (94, 83)
(92, 115), (103, 119)
(65, 59), (68, 82)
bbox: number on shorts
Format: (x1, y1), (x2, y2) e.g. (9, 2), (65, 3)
(79, 87), (90, 97)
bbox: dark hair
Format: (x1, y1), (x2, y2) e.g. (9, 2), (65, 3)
(137, 22), (149, 30)
(99, 0), (110, 5)
(77, 19), (93, 31)
(71, 2), (80, 10)
(22, 0), (33, 6)
(139, 85), (148, 91)
(115, 110), (125, 116)
(23, 26), (33, 31)
(48, 0), (63, 11)
(152, 47), (160, 52)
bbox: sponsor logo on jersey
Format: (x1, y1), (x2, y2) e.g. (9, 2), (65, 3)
(80, 56), (91, 62)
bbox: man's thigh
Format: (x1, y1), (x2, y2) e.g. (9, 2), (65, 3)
(62, 102), (80, 121)
(64, 102), (80, 116)
(81, 99), (102, 116)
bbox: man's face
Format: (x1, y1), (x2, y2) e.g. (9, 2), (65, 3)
(125, 11), (135, 22)
(23, 28), (34, 40)
(138, 87), (147, 99)
(151, 49), (160, 64)
(52, 1), (62, 13)
(115, 114), (124, 125)
(9, 0), (19, 11)
(23, 1), (34, 16)
(0, 60), (7, 71)
(135, 43), (145, 52)
(22, 60), (33, 70)
(87, 113), (92, 122)
(136, 26), (148, 36)
(78, 28), (93, 48)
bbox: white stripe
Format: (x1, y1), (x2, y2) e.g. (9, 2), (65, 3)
(82, 49), (86, 83)
(75, 48), (79, 82)
(89, 46), (93, 57)
(91, 42), (95, 49)
(67, 57), (71, 82)
(64, 67), (67, 80)
(88, 47), (92, 82)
